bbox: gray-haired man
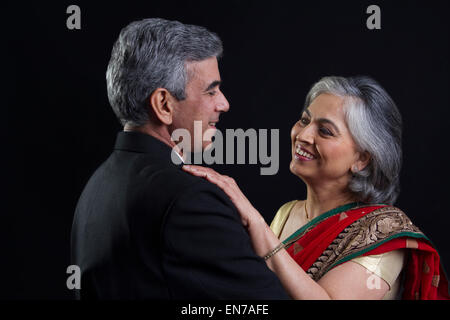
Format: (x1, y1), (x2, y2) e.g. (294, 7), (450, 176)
(71, 18), (288, 299)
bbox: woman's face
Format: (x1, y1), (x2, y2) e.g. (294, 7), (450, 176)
(290, 93), (368, 187)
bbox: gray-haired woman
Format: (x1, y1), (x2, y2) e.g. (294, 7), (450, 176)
(183, 76), (449, 300)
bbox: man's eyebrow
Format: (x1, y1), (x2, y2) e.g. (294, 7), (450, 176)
(204, 80), (221, 92)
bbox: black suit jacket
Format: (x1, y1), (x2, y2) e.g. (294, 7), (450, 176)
(71, 131), (288, 299)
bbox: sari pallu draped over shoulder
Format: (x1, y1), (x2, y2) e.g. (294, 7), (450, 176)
(282, 203), (450, 300)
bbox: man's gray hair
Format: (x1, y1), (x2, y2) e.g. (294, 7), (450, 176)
(304, 76), (402, 205)
(106, 18), (223, 126)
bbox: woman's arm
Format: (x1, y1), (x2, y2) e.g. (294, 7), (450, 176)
(182, 165), (389, 300)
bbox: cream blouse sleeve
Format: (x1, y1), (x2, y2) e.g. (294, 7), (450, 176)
(270, 200), (298, 238)
(351, 249), (406, 290)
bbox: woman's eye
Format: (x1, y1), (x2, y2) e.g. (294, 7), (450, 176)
(300, 117), (309, 125)
(319, 127), (333, 136)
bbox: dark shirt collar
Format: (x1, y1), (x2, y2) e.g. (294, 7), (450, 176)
(114, 131), (179, 164)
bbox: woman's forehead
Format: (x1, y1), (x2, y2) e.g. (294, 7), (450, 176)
(306, 93), (346, 120)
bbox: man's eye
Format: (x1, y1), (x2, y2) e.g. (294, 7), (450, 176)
(207, 91), (217, 96)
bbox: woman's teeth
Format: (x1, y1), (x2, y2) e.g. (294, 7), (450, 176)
(296, 146), (314, 159)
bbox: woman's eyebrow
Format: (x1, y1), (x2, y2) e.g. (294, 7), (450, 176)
(317, 118), (341, 134)
(304, 108), (341, 134)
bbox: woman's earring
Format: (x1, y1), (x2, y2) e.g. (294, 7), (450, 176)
(351, 165), (358, 173)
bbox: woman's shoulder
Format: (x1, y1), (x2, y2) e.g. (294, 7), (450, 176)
(351, 249), (407, 290)
(277, 199), (305, 218)
(279, 200), (302, 212)
(360, 204), (411, 222)
(269, 200), (303, 236)
(356, 204), (409, 219)
(351, 204), (423, 240)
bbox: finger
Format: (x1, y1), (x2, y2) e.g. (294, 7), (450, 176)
(185, 165), (221, 177)
(182, 165), (205, 172)
(223, 175), (236, 187)
(203, 173), (234, 195)
(182, 165), (214, 175)
(183, 166), (225, 187)
(203, 171), (225, 186)
(183, 166), (235, 198)
(182, 165), (209, 178)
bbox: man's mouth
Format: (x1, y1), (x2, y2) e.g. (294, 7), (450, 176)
(208, 121), (218, 128)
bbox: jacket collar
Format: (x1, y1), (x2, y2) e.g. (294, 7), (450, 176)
(114, 131), (179, 165)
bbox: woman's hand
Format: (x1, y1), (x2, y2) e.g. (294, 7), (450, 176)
(182, 167), (389, 300)
(182, 165), (265, 229)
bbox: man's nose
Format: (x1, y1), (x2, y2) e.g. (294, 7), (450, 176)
(216, 91), (230, 113)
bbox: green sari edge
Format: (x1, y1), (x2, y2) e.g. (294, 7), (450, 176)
(282, 202), (360, 246)
(328, 231), (431, 271)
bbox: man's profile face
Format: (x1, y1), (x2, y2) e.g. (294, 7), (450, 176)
(171, 57), (229, 152)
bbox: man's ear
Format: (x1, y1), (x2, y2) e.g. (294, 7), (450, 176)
(148, 88), (176, 125)
(354, 151), (371, 172)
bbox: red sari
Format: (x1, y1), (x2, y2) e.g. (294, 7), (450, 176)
(281, 203), (450, 300)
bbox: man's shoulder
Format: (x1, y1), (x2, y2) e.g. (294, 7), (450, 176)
(137, 162), (228, 202)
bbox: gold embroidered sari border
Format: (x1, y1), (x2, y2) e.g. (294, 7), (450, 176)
(306, 206), (426, 281)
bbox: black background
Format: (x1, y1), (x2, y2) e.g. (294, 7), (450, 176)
(3, 0), (450, 299)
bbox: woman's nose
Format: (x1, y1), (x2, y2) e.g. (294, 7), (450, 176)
(296, 125), (315, 145)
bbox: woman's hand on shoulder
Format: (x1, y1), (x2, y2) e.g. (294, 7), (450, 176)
(182, 165), (264, 228)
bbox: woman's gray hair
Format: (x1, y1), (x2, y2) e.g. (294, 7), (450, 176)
(304, 76), (402, 205)
(106, 18), (223, 127)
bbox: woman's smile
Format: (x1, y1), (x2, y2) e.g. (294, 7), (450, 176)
(294, 144), (317, 161)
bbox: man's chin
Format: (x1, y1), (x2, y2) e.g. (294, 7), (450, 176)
(203, 141), (214, 151)
(203, 127), (217, 142)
